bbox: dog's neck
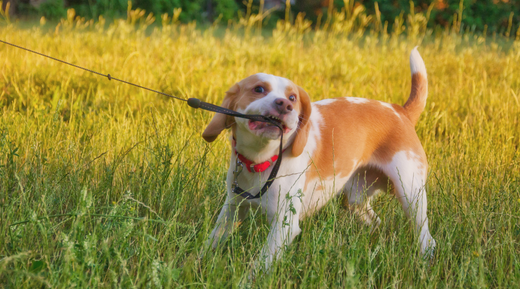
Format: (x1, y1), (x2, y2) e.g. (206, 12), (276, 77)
(233, 126), (292, 164)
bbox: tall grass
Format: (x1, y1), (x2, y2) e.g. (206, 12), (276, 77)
(0, 3), (519, 288)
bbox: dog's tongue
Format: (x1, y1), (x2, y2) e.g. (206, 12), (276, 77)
(249, 120), (290, 134)
(248, 120), (269, 131)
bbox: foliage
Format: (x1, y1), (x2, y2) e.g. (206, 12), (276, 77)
(38, 0), (67, 20)
(356, 0), (520, 33)
(65, 0), (207, 21)
(16, 0), (67, 20)
(67, 0), (129, 19)
(132, 0), (206, 22)
(0, 5), (520, 288)
(4, 0), (520, 33)
(214, 0), (240, 22)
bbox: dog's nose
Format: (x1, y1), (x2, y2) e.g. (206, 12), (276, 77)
(274, 98), (293, 113)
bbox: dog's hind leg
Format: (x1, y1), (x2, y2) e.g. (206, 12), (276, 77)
(380, 150), (436, 256)
(343, 166), (389, 229)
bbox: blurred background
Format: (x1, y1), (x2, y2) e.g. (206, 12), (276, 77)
(1, 0), (519, 33)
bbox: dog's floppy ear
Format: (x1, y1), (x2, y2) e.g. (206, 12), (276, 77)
(291, 86), (312, 157)
(202, 84), (239, 142)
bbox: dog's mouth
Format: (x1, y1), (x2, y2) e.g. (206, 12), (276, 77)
(248, 115), (291, 134)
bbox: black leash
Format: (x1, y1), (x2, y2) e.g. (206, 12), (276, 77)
(0, 39), (282, 200)
(187, 99), (284, 199)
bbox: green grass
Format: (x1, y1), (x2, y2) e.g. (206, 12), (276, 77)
(0, 7), (519, 288)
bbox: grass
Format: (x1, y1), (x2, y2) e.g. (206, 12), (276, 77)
(0, 5), (519, 288)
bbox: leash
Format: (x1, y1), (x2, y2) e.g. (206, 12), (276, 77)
(0, 39), (283, 200)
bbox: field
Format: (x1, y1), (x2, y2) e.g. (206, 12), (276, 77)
(1, 7), (520, 288)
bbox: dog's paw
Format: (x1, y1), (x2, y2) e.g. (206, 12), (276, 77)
(421, 237), (436, 260)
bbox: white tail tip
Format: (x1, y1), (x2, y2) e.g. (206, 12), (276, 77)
(410, 47), (427, 78)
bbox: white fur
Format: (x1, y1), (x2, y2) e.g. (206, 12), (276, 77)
(255, 73), (292, 90)
(410, 47), (427, 78)
(379, 101), (401, 119)
(315, 98), (338, 106)
(346, 97), (370, 104)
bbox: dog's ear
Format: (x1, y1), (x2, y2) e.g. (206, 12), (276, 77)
(202, 84), (239, 142)
(291, 86), (312, 157)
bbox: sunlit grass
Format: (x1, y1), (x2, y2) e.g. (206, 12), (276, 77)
(0, 4), (519, 288)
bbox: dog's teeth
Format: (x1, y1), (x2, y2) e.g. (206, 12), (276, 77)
(266, 115), (283, 123)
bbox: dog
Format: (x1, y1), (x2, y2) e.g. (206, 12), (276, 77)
(202, 48), (436, 270)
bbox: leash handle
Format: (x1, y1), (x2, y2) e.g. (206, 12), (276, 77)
(188, 98), (279, 125)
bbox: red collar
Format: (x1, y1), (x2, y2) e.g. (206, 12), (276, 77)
(233, 138), (285, 173)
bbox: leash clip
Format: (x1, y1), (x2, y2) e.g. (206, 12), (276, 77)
(232, 157), (243, 190)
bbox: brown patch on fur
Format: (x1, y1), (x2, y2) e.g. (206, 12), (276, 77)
(403, 72), (428, 126)
(232, 75), (274, 111)
(284, 85), (297, 99)
(304, 98), (427, 189)
(202, 84), (240, 142)
(291, 86), (312, 157)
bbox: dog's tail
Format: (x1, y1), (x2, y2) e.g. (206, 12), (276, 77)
(403, 47), (428, 126)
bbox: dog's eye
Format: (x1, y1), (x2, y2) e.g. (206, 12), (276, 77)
(289, 95), (296, 102)
(254, 86), (265, 93)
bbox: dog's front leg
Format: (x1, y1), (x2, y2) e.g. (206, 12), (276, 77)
(206, 196), (249, 249)
(256, 191), (302, 272)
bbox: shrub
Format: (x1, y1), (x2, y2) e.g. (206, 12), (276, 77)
(5, 0), (520, 34)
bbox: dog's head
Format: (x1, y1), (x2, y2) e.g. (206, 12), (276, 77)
(202, 73), (312, 156)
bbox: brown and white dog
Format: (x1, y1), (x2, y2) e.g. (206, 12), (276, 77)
(203, 48), (436, 269)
